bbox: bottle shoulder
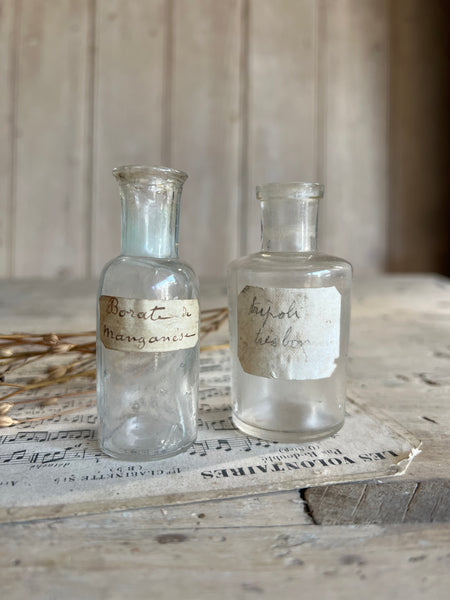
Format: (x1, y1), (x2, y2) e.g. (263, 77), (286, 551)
(98, 255), (199, 299)
(228, 251), (352, 274)
(227, 251), (352, 292)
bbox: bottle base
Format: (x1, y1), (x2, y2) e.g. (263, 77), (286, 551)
(98, 416), (197, 462)
(99, 437), (196, 462)
(232, 412), (344, 443)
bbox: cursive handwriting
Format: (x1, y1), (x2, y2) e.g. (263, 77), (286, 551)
(248, 295), (310, 358)
(249, 296), (301, 327)
(103, 325), (196, 350)
(106, 297), (178, 321)
(255, 324), (310, 355)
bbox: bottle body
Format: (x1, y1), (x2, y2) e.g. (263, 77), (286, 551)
(96, 166), (199, 461)
(227, 182), (352, 442)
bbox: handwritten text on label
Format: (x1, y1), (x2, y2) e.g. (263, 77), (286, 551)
(99, 295), (199, 353)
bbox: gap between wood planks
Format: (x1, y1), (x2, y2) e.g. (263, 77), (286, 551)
(301, 479), (450, 525)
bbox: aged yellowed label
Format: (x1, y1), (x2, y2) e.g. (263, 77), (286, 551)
(99, 296), (199, 353)
(237, 285), (341, 380)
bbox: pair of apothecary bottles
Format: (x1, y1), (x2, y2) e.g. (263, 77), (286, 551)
(97, 165), (352, 461)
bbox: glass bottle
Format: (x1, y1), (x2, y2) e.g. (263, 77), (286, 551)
(97, 165), (199, 461)
(227, 182), (352, 442)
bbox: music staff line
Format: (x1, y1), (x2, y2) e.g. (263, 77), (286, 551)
(0, 413), (237, 446)
(189, 436), (274, 456)
(0, 435), (276, 466)
(0, 444), (103, 466)
(0, 429), (97, 445)
(198, 385), (231, 399)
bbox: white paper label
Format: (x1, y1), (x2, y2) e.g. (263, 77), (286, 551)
(99, 296), (199, 353)
(237, 285), (341, 380)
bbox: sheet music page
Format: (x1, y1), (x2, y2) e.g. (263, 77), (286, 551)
(0, 345), (421, 521)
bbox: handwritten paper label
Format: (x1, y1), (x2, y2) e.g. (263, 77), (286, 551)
(99, 296), (199, 353)
(237, 285), (341, 380)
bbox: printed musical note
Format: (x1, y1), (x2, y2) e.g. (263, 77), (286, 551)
(1, 431), (46, 444)
(48, 429), (95, 442)
(52, 430), (69, 440)
(215, 439), (232, 452)
(2, 449), (26, 463)
(241, 438), (252, 452)
(254, 439), (274, 448)
(189, 441), (209, 457)
(198, 386), (231, 400)
(210, 418), (235, 431)
(71, 447), (87, 460)
(41, 447), (73, 464)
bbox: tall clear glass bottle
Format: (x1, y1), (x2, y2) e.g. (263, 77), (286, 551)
(227, 182), (352, 442)
(97, 165), (199, 461)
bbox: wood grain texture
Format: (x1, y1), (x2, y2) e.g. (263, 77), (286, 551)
(0, 1), (448, 280)
(304, 479), (450, 525)
(91, 0), (166, 275)
(2, 514), (449, 599)
(13, 0), (91, 277)
(170, 0), (242, 278)
(318, 0), (389, 274)
(0, 0), (15, 276)
(244, 0), (317, 255)
(388, 0), (450, 274)
(347, 275), (450, 483)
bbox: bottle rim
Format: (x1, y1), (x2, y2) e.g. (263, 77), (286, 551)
(256, 182), (324, 201)
(113, 165), (188, 185)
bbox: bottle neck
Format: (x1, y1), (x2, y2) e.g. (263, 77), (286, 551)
(114, 166), (187, 259)
(260, 198), (319, 252)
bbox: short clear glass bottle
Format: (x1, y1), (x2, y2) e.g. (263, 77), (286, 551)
(96, 165), (200, 461)
(227, 182), (352, 442)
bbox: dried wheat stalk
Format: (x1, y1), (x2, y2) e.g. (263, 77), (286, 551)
(0, 307), (228, 428)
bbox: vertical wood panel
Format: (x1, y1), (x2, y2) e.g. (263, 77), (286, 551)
(318, 0), (389, 273)
(0, 0), (15, 276)
(389, 0), (450, 274)
(3, 0), (445, 279)
(170, 0), (242, 279)
(91, 0), (166, 276)
(13, 0), (91, 277)
(244, 0), (318, 255)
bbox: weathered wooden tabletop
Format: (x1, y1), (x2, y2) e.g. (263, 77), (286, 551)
(1, 275), (449, 599)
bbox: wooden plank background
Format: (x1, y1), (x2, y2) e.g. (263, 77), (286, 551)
(0, 0), (448, 280)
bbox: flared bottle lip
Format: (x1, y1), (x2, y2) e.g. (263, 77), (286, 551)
(113, 165), (188, 186)
(256, 181), (324, 201)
